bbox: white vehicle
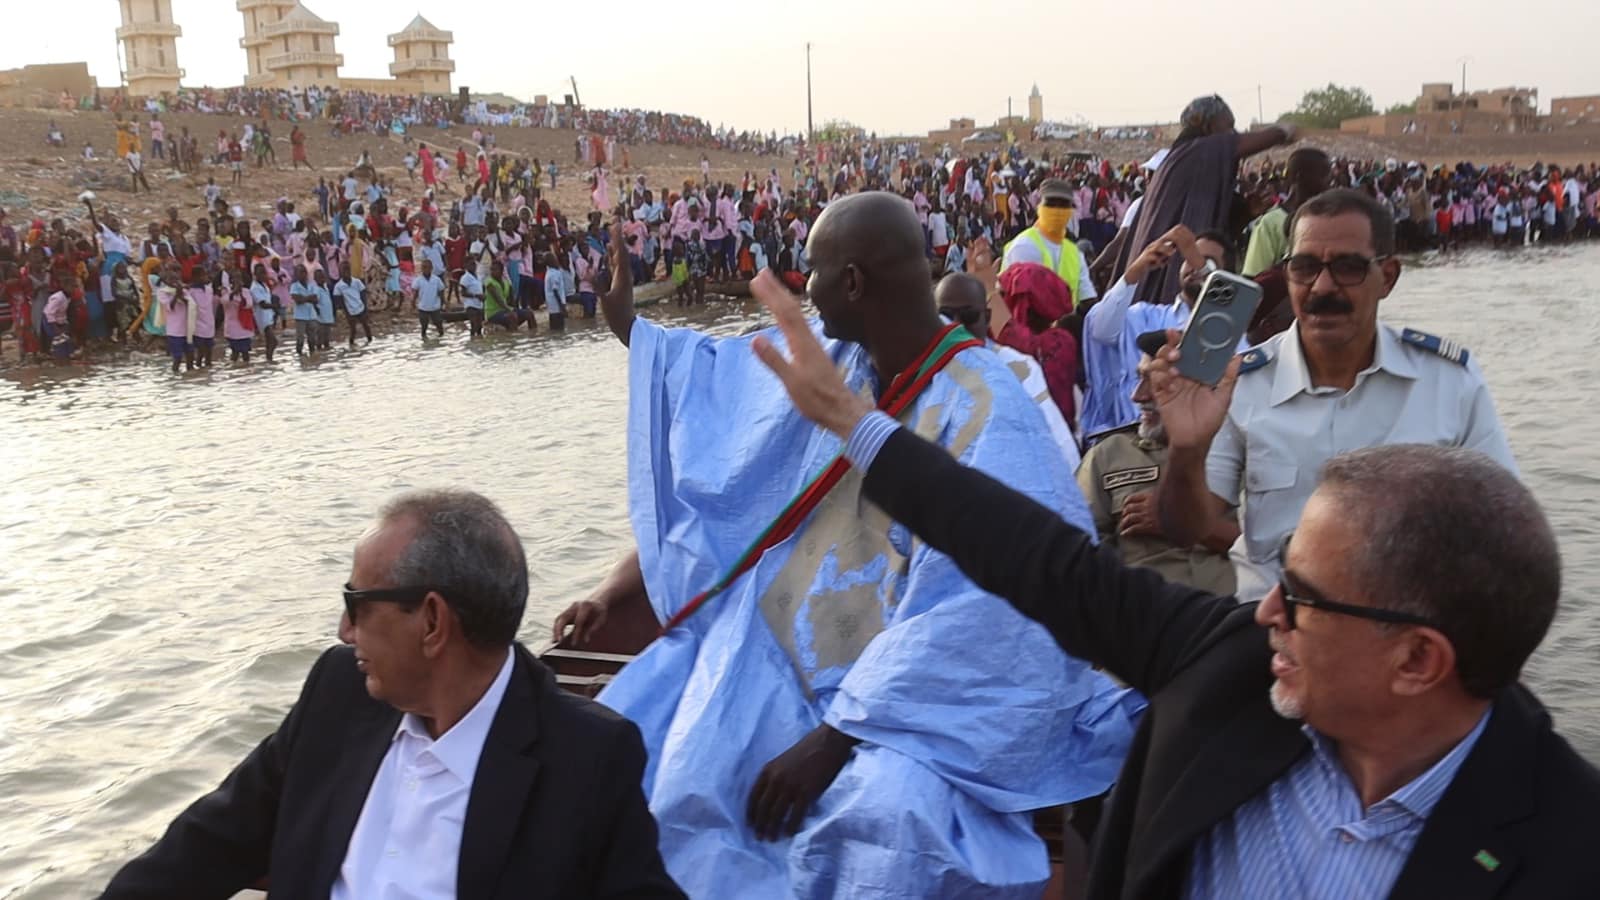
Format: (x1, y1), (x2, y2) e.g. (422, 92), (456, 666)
(1034, 123), (1080, 141)
(962, 130), (1002, 144)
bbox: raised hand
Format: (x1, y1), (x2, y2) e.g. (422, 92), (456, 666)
(750, 271), (872, 438)
(601, 220), (635, 344)
(1146, 328), (1241, 452)
(965, 238), (1009, 334)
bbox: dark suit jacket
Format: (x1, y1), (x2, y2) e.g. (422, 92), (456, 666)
(863, 428), (1600, 900)
(102, 643), (684, 900)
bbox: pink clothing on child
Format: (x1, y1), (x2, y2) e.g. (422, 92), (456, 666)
(44, 290), (71, 325)
(159, 287), (189, 339)
(223, 290), (253, 340)
(189, 286), (217, 339)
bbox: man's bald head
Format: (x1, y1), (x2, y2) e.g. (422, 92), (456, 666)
(935, 272), (986, 309)
(808, 192), (926, 271)
(934, 273), (990, 336)
(805, 192), (936, 343)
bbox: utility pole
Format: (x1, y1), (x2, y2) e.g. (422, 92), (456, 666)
(1257, 85), (1264, 125)
(569, 76), (581, 109)
(1008, 96), (1013, 120)
(805, 42), (814, 144)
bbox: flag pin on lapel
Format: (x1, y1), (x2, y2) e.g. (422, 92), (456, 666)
(1474, 850), (1500, 872)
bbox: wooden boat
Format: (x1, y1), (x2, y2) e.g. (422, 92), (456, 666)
(539, 589), (1088, 900)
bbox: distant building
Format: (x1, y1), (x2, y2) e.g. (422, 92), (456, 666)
(0, 63), (97, 108)
(1028, 84), (1043, 125)
(1341, 83), (1539, 136)
(237, 0), (343, 90)
(926, 117), (977, 144)
(1550, 95), (1600, 126)
(388, 15), (455, 95)
(117, 0), (184, 97)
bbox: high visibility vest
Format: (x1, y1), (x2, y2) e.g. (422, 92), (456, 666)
(1003, 227), (1081, 294)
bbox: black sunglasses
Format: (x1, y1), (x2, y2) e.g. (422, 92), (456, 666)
(939, 306), (984, 327)
(342, 583), (447, 623)
(1284, 253), (1389, 287)
(1275, 534), (1438, 631)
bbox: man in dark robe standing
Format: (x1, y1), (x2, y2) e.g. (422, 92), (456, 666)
(1112, 95), (1297, 306)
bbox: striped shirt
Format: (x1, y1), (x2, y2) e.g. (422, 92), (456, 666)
(1185, 707), (1492, 900)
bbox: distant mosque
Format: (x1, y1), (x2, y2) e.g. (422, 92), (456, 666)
(115, 1), (455, 96)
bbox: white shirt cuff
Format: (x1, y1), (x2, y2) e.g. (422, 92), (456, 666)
(844, 410), (900, 470)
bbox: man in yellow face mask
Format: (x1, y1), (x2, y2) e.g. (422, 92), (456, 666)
(1000, 178), (1099, 311)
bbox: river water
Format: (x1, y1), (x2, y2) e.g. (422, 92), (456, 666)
(3, 246), (1598, 897)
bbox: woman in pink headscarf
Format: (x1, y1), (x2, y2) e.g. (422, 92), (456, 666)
(991, 260), (1079, 431)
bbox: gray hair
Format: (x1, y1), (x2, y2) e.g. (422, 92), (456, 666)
(1317, 445), (1559, 697)
(380, 489), (528, 649)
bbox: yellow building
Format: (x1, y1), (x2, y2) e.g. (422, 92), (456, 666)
(1028, 84), (1043, 124)
(388, 15), (455, 95)
(237, 0), (343, 90)
(116, 0), (184, 97)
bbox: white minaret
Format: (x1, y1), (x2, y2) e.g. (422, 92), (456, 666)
(237, 0), (295, 87)
(238, 0), (342, 90)
(1028, 84), (1043, 124)
(116, 0), (184, 97)
(388, 14), (456, 95)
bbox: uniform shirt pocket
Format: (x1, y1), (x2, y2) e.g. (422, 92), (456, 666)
(1245, 459), (1298, 494)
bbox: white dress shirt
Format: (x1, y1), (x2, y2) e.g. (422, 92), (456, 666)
(1206, 322), (1515, 602)
(331, 649), (514, 900)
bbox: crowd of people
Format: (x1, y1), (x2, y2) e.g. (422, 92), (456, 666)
(88, 89), (1600, 900)
(6, 107), (1598, 379)
(87, 83), (795, 155)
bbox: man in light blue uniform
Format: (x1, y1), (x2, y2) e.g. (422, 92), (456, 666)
(1157, 189), (1515, 603)
(579, 196), (1139, 899)
(1081, 225), (1245, 442)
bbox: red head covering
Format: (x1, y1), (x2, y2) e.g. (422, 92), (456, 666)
(999, 262), (1073, 328)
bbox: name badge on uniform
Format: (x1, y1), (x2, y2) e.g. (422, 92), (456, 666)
(1103, 466), (1160, 491)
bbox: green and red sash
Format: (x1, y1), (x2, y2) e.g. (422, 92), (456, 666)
(659, 323), (981, 635)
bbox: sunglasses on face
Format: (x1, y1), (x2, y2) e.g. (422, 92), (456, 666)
(939, 306), (984, 328)
(1283, 253), (1388, 287)
(1274, 534), (1438, 631)
(342, 583), (446, 623)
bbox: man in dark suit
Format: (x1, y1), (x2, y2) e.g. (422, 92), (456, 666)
(103, 489), (683, 900)
(748, 276), (1600, 900)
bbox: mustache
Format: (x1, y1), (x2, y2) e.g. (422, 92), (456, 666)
(1304, 293), (1354, 316)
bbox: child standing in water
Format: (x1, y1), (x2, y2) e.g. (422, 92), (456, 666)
(249, 264), (277, 363)
(222, 275), (254, 363)
(158, 266), (193, 373)
(190, 269), (220, 368)
(684, 229), (708, 306)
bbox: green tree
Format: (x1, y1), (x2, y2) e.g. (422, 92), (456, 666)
(1279, 83), (1378, 129)
(816, 119), (864, 142)
(1384, 100), (1417, 116)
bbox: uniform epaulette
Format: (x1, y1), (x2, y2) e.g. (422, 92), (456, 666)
(1238, 345), (1274, 374)
(1083, 422), (1139, 447)
(1401, 328), (1470, 365)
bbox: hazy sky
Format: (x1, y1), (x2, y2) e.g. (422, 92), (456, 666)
(15, 0), (1599, 135)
